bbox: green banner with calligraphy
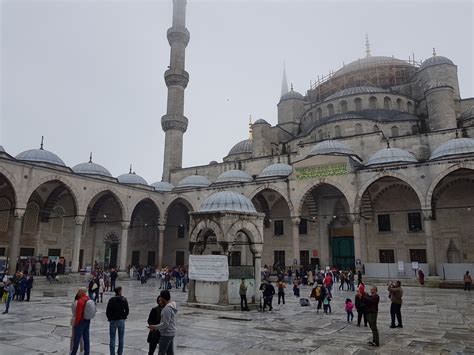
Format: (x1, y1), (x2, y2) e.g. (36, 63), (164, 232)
(295, 163), (348, 180)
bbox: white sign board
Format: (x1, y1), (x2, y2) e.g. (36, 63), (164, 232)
(397, 261), (404, 272)
(188, 255), (229, 282)
(412, 261), (419, 270)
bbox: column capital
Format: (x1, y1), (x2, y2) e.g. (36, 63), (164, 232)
(14, 209), (25, 219)
(422, 209), (433, 220)
(158, 224), (166, 233)
(75, 216), (85, 225)
(291, 217), (301, 226)
(352, 214), (361, 224)
(121, 221), (130, 230)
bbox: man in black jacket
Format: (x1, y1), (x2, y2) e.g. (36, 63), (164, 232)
(147, 296), (163, 355)
(362, 286), (380, 347)
(110, 268), (118, 291)
(262, 280), (275, 311)
(106, 287), (129, 355)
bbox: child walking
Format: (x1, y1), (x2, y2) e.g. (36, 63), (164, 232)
(345, 298), (354, 323)
(323, 294), (332, 314)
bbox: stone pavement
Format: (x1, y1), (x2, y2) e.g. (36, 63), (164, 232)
(0, 279), (473, 354)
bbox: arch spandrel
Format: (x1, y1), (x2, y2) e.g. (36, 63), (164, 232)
(84, 187), (127, 222)
(189, 218), (224, 244)
(247, 184), (294, 216)
(129, 196), (161, 224)
(163, 196), (197, 222)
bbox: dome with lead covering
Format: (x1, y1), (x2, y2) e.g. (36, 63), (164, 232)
(326, 86), (388, 100)
(420, 55), (454, 70)
(209, 160), (219, 165)
(430, 138), (474, 160)
(280, 89), (304, 101)
(199, 191), (256, 214)
(309, 140), (355, 157)
(176, 175), (211, 188)
(259, 163), (293, 178)
(253, 119), (270, 125)
(117, 171), (148, 186)
(151, 181), (174, 192)
(16, 148), (66, 166)
(73, 160), (112, 177)
(228, 139), (252, 156)
(366, 147), (417, 166)
(215, 170), (253, 184)
(334, 56), (413, 77)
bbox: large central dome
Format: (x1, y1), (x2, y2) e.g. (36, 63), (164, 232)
(334, 56), (414, 77)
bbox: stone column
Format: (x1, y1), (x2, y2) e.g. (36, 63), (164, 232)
(71, 216), (85, 273)
(158, 225), (166, 268)
(119, 222), (130, 271)
(8, 210), (24, 273)
(254, 254), (262, 304)
(423, 211), (437, 276)
(352, 217), (363, 272)
(319, 219), (330, 269)
(218, 242), (229, 305)
(291, 217), (300, 266)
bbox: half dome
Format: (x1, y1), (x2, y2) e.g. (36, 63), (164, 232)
(430, 138), (474, 160)
(16, 148), (66, 166)
(199, 191), (256, 214)
(366, 147), (417, 166)
(176, 175), (211, 189)
(259, 163), (293, 178)
(215, 170), (253, 184)
(117, 172), (148, 186)
(151, 181), (174, 192)
(309, 140), (355, 157)
(326, 86), (388, 101)
(73, 161), (112, 177)
(228, 139), (252, 156)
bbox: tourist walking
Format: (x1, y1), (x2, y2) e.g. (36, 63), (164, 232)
(71, 287), (95, 355)
(345, 298), (354, 323)
(25, 274), (33, 301)
(262, 280), (275, 311)
(464, 271), (472, 291)
(106, 287), (129, 355)
(388, 281), (403, 328)
(147, 295), (163, 355)
(363, 286), (380, 347)
(357, 270), (363, 287)
(287, 267), (293, 286)
(276, 279), (286, 305)
(310, 282), (326, 314)
(293, 280), (300, 298)
(355, 290), (367, 327)
(148, 290), (177, 355)
(418, 269), (425, 286)
(323, 293), (332, 314)
(2, 278), (15, 314)
(110, 268), (118, 291)
(99, 277), (105, 303)
(239, 279), (249, 311)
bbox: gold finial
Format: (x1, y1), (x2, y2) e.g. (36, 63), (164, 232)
(432, 48), (436, 57)
(248, 115), (253, 139)
(365, 33), (371, 57)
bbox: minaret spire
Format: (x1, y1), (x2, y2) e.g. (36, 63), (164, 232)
(161, 0), (190, 182)
(365, 33), (371, 57)
(281, 61), (289, 97)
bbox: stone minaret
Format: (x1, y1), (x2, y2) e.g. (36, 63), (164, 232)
(161, 0), (190, 181)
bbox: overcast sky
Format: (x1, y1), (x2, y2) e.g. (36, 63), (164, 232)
(1, 0), (473, 183)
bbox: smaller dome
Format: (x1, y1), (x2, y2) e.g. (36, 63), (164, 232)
(215, 170), (253, 184)
(199, 191), (256, 214)
(151, 181), (174, 192)
(326, 86), (388, 100)
(253, 119), (270, 125)
(0, 146), (5, 153)
(209, 160), (219, 165)
(228, 139), (252, 156)
(280, 89), (304, 102)
(117, 172), (148, 186)
(366, 147), (417, 166)
(16, 148), (66, 166)
(430, 138), (474, 160)
(420, 55), (454, 70)
(259, 163), (293, 178)
(73, 161), (112, 177)
(309, 140), (355, 157)
(176, 175), (211, 188)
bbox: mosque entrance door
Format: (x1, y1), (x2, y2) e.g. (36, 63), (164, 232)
(331, 237), (354, 271)
(104, 243), (118, 269)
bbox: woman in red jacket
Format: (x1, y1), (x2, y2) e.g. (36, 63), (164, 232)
(71, 287), (91, 355)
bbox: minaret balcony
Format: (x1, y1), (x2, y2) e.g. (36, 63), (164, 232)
(167, 26), (190, 46)
(161, 114), (188, 133)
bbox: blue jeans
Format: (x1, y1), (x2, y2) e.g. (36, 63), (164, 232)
(71, 319), (90, 355)
(158, 335), (174, 355)
(109, 319), (125, 355)
(4, 295), (12, 313)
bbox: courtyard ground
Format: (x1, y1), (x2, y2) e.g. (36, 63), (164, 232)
(0, 278), (473, 354)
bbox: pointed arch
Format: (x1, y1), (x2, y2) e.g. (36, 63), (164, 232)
(247, 185), (294, 216)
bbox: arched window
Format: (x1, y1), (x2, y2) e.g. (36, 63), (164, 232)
(355, 123), (363, 135)
(369, 96), (378, 110)
(23, 202), (39, 234)
(383, 97), (391, 110)
(340, 101), (348, 114)
(354, 98), (362, 111)
(396, 98), (404, 111)
(316, 108), (322, 120)
(50, 206), (65, 235)
(407, 101), (414, 114)
(391, 126), (399, 137)
(308, 112), (314, 123)
(412, 124), (419, 134)
(327, 104), (334, 116)
(373, 125), (379, 132)
(318, 130), (324, 141)
(0, 197), (11, 232)
(334, 125), (342, 138)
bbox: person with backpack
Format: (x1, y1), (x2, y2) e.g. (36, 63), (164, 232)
(147, 295), (163, 354)
(310, 282), (325, 314)
(71, 287), (95, 355)
(106, 287), (129, 355)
